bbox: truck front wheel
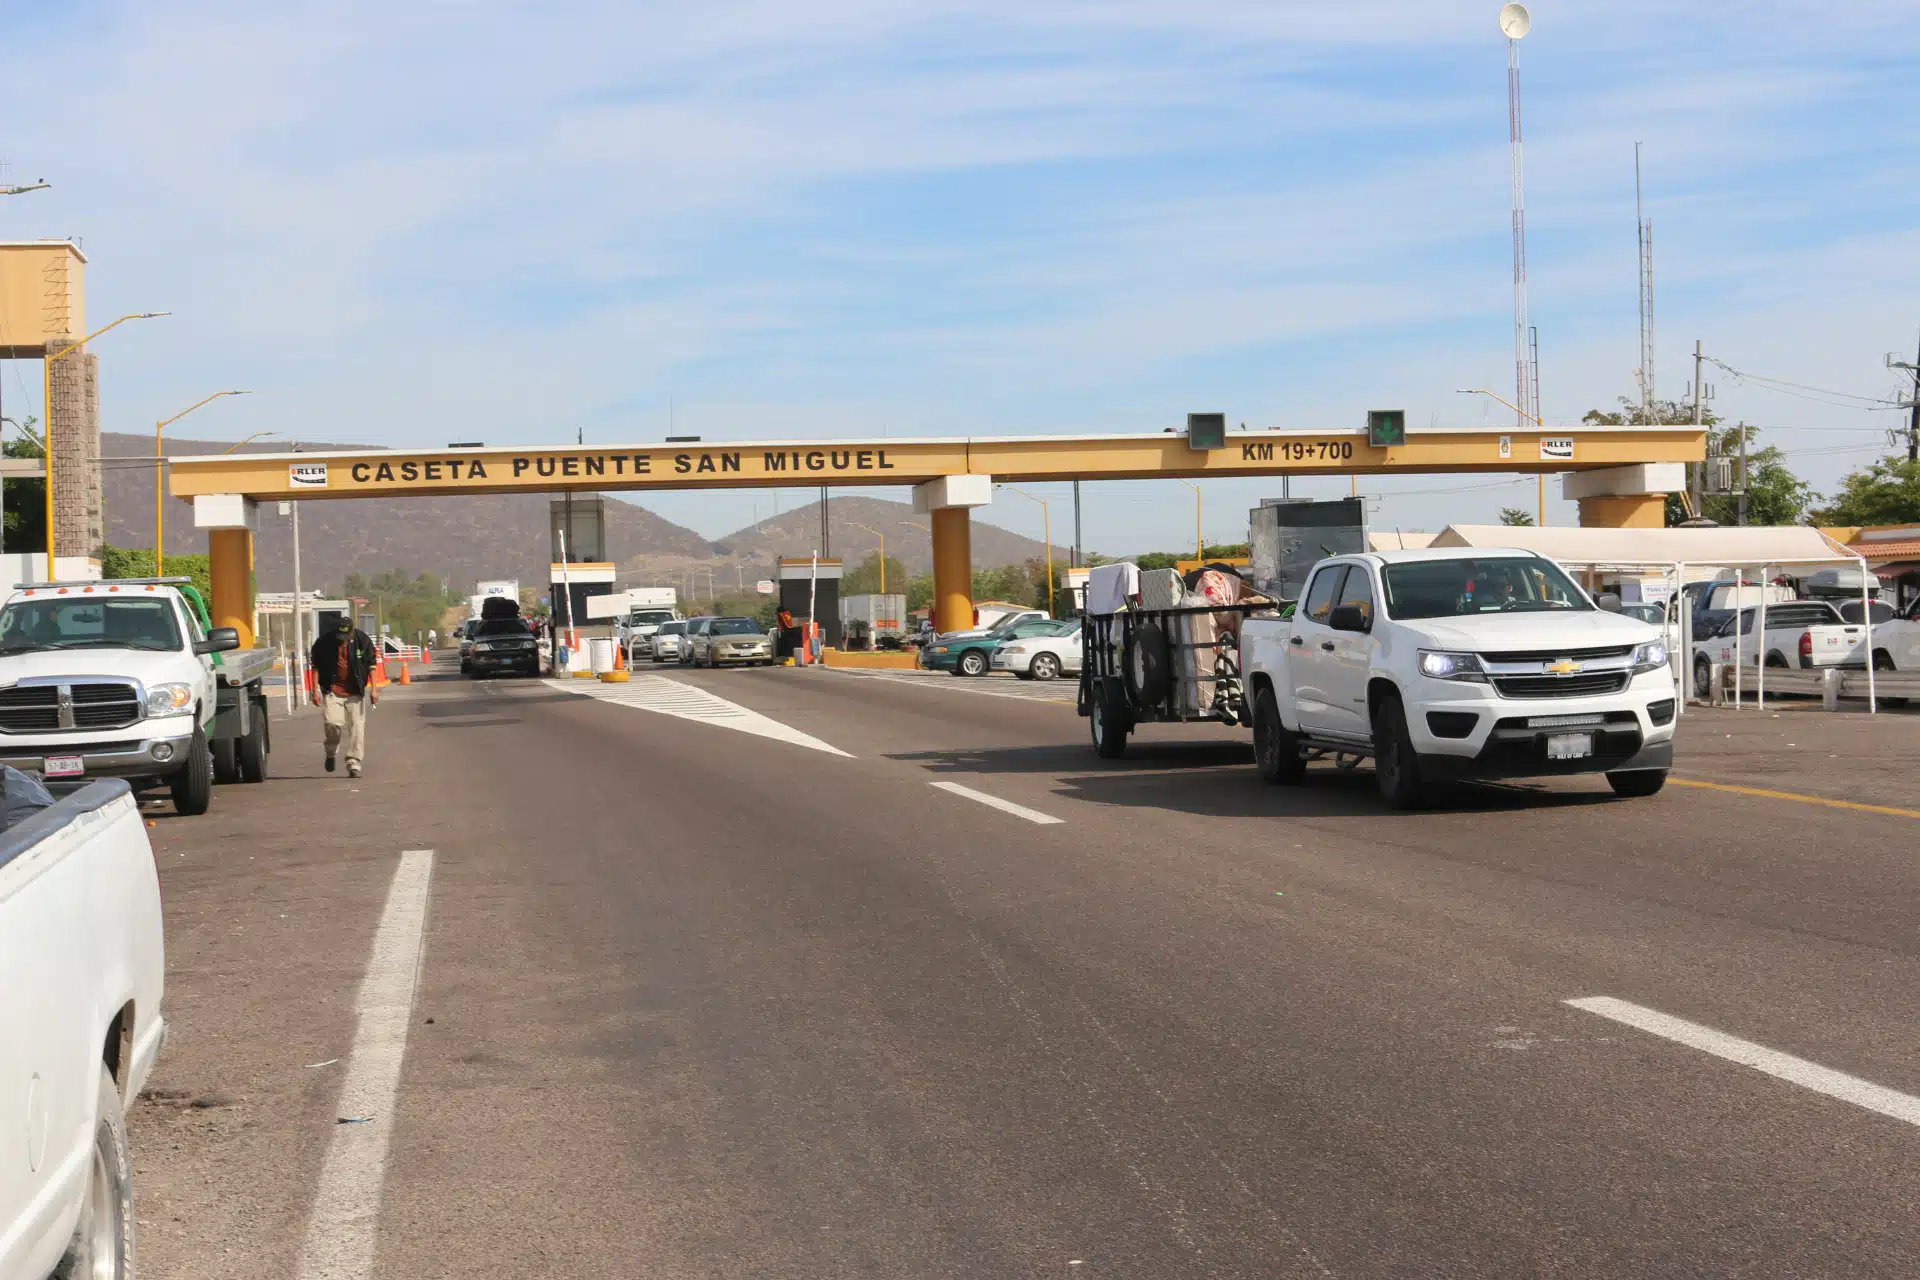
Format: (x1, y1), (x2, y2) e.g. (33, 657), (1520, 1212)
(171, 726), (213, 816)
(1370, 693), (1424, 810)
(1606, 769), (1668, 797)
(1252, 686), (1306, 784)
(52, 1063), (135, 1280)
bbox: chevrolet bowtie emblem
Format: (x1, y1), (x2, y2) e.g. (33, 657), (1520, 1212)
(1545, 659), (1581, 675)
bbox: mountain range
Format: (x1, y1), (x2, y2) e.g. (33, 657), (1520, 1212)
(100, 433), (1064, 596)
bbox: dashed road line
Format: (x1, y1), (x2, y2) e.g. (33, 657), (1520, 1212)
(930, 780), (1065, 825)
(1565, 996), (1920, 1129)
(547, 676), (852, 756)
(297, 849), (436, 1280)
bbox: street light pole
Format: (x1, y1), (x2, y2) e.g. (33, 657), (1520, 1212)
(43, 311), (168, 578)
(850, 522), (887, 594)
(154, 391), (253, 575)
(998, 485), (1053, 615)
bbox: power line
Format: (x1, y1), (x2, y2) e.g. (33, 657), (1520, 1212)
(1702, 356), (1904, 411)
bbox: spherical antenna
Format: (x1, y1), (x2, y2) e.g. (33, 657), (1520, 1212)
(1498, 2), (1531, 38)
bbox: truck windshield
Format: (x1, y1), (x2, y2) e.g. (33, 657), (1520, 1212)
(628, 611), (675, 627)
(1381, 557), (1589, 620)
(0, 597), (182, 653)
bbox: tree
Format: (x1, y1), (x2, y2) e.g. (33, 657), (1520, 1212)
(1499, 508), (1535, 526)
(101, 546), (213, 604)
(1810, 455), (1920, 526)
(905, 572), (935, 613)
(841, 550), (908, 597)
(2, 423), (44, 554)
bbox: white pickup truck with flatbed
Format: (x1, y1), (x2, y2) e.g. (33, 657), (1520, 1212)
(0, 578), (274, 814)
(1685, 600), (1868, 697)
(0, 776), (165, 1279)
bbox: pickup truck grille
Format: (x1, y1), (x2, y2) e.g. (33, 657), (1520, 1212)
(0, 682), (142, 732)
(1480, 644), (1635, 663)
(1492, 672), (1630, 699)
(72, 683), (141, 729)
(0, 686), (58, 731)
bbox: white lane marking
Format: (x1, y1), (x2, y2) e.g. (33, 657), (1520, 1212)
(1565, 996), (1920, 1129)
(821, 666), (1076, 705)
(930, 780), (1064, 825)
(546, 676), (852, 756)
(297, 850), (436, 1280)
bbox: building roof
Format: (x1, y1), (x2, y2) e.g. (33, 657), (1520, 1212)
(1367, 531), (1438, 551)
(1429, 524), (1858, 567)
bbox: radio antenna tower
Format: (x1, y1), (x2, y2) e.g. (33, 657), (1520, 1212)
(1635, 143), (1656, 424)
(1500, 4), (1534, 429)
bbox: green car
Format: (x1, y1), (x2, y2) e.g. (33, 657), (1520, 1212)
(920, 617), (1067, 676)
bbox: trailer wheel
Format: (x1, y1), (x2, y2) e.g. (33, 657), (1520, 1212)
(1123, 622), (1171, 706)
(1090, 685), (1130, 759)
(239, 700), (270, 783)
(1252, 686), (1305, 784)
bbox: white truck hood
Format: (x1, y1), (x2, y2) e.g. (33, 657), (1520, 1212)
(1403, 610), (1659, 652)
(0, 647), (191, 690)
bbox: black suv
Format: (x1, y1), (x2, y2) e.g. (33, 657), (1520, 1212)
(466, 616), (540, 677)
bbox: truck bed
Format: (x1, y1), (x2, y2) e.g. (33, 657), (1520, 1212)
(215, 647), (278, 686)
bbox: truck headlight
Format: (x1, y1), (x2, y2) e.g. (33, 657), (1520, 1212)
(1631, 640), (1669, 674)
(145, 682), (194, 716)
(1418, 650), (1488, 683)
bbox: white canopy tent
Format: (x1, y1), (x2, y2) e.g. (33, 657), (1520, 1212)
(1428, 525), (1877, 713)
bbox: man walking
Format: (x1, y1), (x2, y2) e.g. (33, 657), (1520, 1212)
(309, 614), (380, 777)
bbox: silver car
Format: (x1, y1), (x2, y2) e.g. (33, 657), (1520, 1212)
(692, 616), (773, 667)
(649, 619), (688, 662)
(679, 617), (714, 665)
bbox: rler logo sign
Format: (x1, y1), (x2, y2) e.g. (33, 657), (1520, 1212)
(289, 463), (329, 488)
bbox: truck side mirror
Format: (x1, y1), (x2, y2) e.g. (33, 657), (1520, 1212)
(194, 627), (241, 655)
(1595, 593), (1623, 613)
(1328, 604), (1370, 633)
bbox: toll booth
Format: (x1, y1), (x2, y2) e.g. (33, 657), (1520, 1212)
(778, 557), (843, 648)
(550, 496), (616, 635)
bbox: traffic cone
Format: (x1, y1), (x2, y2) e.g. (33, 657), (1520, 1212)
(420, 647), (431, 665)
(614, 644), (627, 670)
(399, 661), (412, 685)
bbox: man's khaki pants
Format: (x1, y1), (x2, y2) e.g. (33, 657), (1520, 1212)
(322, 692), (368, 767)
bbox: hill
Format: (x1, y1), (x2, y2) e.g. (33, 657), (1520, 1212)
(102, 435), (1062, 596)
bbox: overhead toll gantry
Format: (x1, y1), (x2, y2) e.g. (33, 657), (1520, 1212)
(169, 420), (1704, 642)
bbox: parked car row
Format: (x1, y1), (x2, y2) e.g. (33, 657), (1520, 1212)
(630, 615), (775, 668)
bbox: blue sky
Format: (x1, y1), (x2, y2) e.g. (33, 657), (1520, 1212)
(3, 0), (1918, 556)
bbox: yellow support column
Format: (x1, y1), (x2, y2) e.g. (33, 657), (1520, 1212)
(1577, 495), (1666, 528)
(195, 494), (258, 648)
(931, 506), (974, 634)
(208, 528), (255, 647)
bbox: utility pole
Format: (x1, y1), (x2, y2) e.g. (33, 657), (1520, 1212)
(1691, 339), (1705, 515)
(1893, 335), (1920, 462)
(1737, 422), (1750, 526)
(290, 445), (305, 709)
(1071, 480), (1082, 570)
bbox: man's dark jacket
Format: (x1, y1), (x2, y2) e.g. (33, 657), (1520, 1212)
(310, 627), (379, 697)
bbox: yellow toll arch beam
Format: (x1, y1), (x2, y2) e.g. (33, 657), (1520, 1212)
(169, 426), (1704, 501)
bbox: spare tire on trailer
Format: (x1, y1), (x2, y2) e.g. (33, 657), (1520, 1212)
(1123, 621), (1172, 707)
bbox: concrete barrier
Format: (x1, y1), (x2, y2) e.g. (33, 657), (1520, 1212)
(820, 649), (921, 670)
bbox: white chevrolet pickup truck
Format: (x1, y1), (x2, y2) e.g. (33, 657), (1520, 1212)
(1240, 548), (1677, 808)
(0, 776), (165, 1279)
(0, 579), (274, 814)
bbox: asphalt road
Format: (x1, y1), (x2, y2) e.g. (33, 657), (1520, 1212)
(130, 661), (1920, 1278)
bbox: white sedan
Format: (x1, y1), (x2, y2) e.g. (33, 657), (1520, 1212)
(991, 621), (1082, 680)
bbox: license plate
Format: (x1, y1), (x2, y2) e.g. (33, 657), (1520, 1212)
(1546, 733), (1593, 760)
(44, 755), (83, 778)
